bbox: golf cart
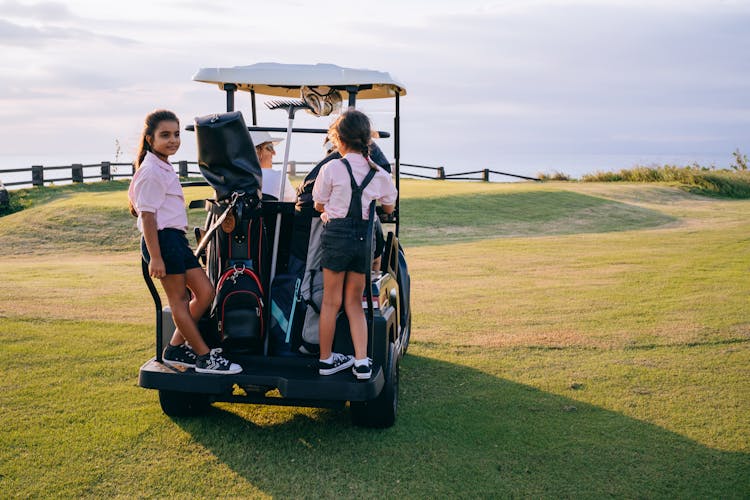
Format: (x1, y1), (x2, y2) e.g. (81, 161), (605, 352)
(137, 63), (411, 428)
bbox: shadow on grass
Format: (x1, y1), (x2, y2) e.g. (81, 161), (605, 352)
(172, 355), (749, 498)
(400, 191), (677, 246)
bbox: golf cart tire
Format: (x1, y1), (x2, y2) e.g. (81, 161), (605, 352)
(350, 343), (399, 428)
(158, 390), (211, 417)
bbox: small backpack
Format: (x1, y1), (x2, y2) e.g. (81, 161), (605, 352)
(213, 265), (265, 354)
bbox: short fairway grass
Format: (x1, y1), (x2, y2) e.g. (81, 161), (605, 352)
(0, 179), (748, 498)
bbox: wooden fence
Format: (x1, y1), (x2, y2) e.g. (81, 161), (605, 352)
(400, 163), (539, 182)
(0, 159), (539, 209)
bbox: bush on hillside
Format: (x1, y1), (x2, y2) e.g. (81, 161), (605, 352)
(537, 170), (571, 181)
(581, 165), (750, 198)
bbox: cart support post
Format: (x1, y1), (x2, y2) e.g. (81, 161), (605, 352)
(346, 86), (359, 108)
(365, 200), (376, 358)
(394, 92), (401, 237)
(223, 83), (237, 112)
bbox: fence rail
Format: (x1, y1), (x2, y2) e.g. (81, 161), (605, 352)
(0, 159), (539, 209)
(400, 163), (539, 182)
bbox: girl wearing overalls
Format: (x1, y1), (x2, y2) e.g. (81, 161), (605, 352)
(312, 110), (398, 379)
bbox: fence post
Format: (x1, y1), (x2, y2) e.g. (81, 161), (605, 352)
(131, 162), (136, 176)
(437, 167), (445, 180)
(101, 161), (112, 181)
(0, 180), (9, 210)
(288, 160), (296, 176)
(32, 165), (44, 187)
(178, 160), (188, 177)
(72, 163), (84, 183)
(483, 169), (490, 182)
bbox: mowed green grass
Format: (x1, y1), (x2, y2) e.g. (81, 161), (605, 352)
(0, 179), (748, 498)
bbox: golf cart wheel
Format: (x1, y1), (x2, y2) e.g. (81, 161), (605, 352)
(158, 390), (210, 417)
(351, 344), (399, 428)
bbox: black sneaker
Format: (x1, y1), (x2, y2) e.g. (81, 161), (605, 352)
(318, 353), (354, 376)
(163, 343), (197, 368)
(352, 358), (372, 380)
(195, 348), (242, 375)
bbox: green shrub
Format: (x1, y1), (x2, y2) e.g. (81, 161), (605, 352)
(537, 170), (571, 181)
(582, 165), (750, 198)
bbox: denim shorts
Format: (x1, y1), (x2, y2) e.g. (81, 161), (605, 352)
(320, 218), (370, 274)
(141, 228), (201, 275)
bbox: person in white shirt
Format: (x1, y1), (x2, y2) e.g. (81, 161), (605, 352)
(312, 110), (397, 380)
(250, 130), (296, 202)
(128, 109), (241, 375)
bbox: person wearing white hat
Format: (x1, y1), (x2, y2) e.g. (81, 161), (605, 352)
(250, 130), (296, 202)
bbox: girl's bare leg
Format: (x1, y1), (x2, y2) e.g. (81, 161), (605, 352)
(343, 271), (367, 360)
(319, 268), (345, 360)
(161, 273), (210, 356)
(169, 268), (215, 346)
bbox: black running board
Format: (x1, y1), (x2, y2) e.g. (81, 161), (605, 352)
(138, 356), (384, 404)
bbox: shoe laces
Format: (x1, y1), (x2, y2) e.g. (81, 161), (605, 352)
(331, 353), (350, 364)
(208, 348), (229, 365)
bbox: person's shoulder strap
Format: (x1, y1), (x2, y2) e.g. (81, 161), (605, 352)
(340, 157), (357, 188)
(341, 157), (377, 191)
(359, 167), (377, 191)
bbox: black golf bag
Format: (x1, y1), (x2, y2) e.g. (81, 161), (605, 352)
(195, 111), (269, 354)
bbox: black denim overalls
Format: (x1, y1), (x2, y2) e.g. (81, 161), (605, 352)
(320, 158), (377, 274)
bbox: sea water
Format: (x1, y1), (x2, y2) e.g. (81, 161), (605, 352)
(0, 152), (736, 190)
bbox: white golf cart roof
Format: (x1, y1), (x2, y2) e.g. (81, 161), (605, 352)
(192, 62), (406, 99)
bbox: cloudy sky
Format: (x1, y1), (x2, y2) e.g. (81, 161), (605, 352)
(1, 0), (748, 176)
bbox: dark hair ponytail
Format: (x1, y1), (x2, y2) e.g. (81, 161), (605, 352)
(328, 109), (379, 170)
(129, 109), (179, 217)
(134, 109), (179, 170)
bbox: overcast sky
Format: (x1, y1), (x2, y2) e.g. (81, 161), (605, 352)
(1, 0), (748, 175)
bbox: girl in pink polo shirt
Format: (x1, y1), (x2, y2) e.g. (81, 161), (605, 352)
(312, 110), (398, 380)
(128, 109), (241, 375)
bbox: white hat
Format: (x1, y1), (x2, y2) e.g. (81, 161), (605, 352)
(250, 130), (284, 147)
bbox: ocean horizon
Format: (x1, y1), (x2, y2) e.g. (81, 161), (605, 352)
(0, 151), (738, 190)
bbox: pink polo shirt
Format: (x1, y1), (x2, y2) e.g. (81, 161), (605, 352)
(313, 153), (397, 220)
(128, 151), (188, 232)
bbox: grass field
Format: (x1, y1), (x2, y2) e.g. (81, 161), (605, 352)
(0, 179), (748, 498)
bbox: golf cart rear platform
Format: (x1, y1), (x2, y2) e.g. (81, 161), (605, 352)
(139, 355), (385, 404)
